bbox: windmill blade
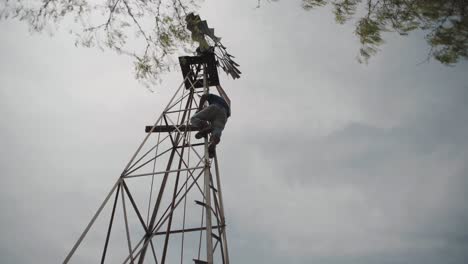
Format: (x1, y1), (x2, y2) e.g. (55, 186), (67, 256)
(214, 44), (242, 79)
(186, 13), (241, 80)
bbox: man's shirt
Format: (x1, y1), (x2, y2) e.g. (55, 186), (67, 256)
(206, 94), (231, 117)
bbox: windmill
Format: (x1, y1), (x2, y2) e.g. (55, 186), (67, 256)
(185, 13), (241, 80)
(63, 13), (240, 264)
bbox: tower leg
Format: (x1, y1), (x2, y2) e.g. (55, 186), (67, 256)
(214, 155), (230, 264)
(203, 63), (214, 264)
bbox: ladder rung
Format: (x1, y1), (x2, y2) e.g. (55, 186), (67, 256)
(212, 232), (220, 241)
(209, 184), (218, 192)
(195, 200), (206, 207)
(193, 259), (208, 264)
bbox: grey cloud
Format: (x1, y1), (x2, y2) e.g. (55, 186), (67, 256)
(220, 87), (468, 262)
(2, 0), (468, 263)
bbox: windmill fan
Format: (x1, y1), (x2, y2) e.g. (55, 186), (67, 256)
(185, 13), (241, 79)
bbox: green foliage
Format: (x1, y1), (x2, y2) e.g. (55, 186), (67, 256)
(2, 0), (466, 85)
(0, 0), (198, 87)
(302, 0), (468, 65)
(333, 0), (360, 24)
(302, 0), (327, 10)
(356, 17), (384, 62)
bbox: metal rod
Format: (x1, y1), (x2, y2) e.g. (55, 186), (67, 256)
(123, 168), (205, 264)
(122, 181), (149, 232)
(100, 182), (121, 264)
(124, 166), (205, 179)
(125, 147), (173, 177)
(197, 197), (205, 260)
(153, 168), (203, 233)
(163, 115), (177, 148)
(122, 76), (187, 175)
(202, 63), (214, 264)
(177, 142), (205, 148)
(149, 241), (159, 264)
(122, 235), (145, 264)
(209, 173), (225, 264)
(121, 185), (135, 264)
(145, 125), (200, 133)
(214, 155), (230, 264)
(147, 126), (162, 225)
(122, 110), (199, 264)
(124, 160), (201, 264)
(161, 89), (195, 264)
(125, 126), (171, 173)
(180, 135), (191, 264)
(138, 88), (194, 264)
(150, 159), (204, 233)
(174, 149), (205, 197)
(137, 144), (177, 264)
(166, 90), (190, 110)
(165, 108), (198, 114)
(161, 136), (187, 263)
(63, 179), (120, 264)
(165, 115), (204, 163)
(153, 225), (225, 236)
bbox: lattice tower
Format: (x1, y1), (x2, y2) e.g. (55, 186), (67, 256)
(63, 53), (230, 264)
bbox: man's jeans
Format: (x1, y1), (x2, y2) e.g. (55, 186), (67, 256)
(191, 104), (228, 142)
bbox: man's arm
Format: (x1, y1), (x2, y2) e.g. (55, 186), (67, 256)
(198, 94), (209, 111)
(215, 85), (231, 107)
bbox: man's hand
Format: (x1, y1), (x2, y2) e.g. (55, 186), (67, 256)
(198, 94), (208, 112)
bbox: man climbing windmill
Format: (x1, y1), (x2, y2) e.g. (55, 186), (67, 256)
(185, 12), (239, 158)
(191, 85), (231, 158)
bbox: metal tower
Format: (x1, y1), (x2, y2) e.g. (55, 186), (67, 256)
(63, 52), (230, 264)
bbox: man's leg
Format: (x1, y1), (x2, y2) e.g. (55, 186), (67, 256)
(208, 107), (227, 158)
(207, 131), (220, 158)
(190, 112), (208, 129)
(195, 126), (213, 139)
(191, 105), (217, 138)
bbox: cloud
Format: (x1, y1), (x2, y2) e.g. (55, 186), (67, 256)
(221, 84), (468, 263)
(1, 1), (468, 263)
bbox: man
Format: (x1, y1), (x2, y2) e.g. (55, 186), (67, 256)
(191, 92), (230, 158)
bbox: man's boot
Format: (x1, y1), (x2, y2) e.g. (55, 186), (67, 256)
(208, 142), (216, 158)
(208, 135), (220, 158)
(195, 122), (212, 139)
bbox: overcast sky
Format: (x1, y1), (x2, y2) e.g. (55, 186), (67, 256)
(1, 0), (468, 263)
